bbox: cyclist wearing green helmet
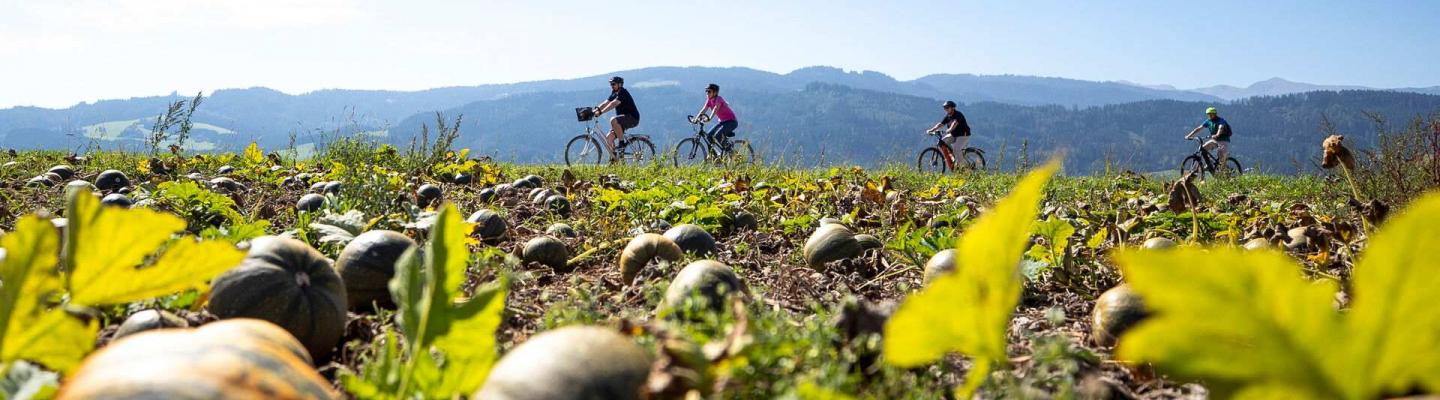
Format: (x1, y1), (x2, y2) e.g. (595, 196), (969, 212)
(1186, 106), (1233, 164)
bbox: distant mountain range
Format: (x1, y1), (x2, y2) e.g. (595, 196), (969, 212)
(2, 66), (1437, 173)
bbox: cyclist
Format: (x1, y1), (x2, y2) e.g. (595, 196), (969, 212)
(925, 100), (971, 169)
(593, 76), (641, 159)
(694, 83), (738, 151)
(1185, 106), (1233, 165)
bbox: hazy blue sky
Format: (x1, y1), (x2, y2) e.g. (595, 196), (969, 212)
(2, 0), (1436, 108)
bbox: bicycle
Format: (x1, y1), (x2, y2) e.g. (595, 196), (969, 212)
(916, 132), (985, 173)
(672, 114), (756, 167)
(564, 107), (656, 166)
(1179, 136), (1242, 178)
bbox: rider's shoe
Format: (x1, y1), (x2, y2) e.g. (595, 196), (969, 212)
(718, 138), (733, 152)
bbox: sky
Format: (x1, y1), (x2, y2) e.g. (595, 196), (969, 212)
(1, 0), (1437, 109)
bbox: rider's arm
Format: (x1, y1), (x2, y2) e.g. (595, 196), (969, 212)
(1185, 125), (1204, 139)
(946, 120), (960, 134)
(696, 104), (711, 120)
(926, 122), (943, 133)
(595, 99), (615, 114)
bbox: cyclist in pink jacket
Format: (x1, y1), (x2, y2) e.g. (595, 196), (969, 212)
(695, 83), (738, 151)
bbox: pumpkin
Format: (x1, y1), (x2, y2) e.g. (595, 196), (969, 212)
(208, 236), (347, 362)
(94, 170), (130, 190)
(528, 188), (553, 204)
(1141, 237), (1176, 250)
(308, 181), (327, 193)
(296, 193), (326, 212)
(522, 236), (570, 271)
(186, 172), (204, 181)
(619, 233), (683, 284)
(467, 209), (508, 243)
(546, 223), (578, 238)
(416, 184), (443, 207)
(728, 211), (758, 232)
(1091, 284), (1149, 347)
(209, 177), (247, 193)
(818, 217), (843, 226)
(511, 177), (538, 190)
(478, 187), (497, 203)
(26, 175), (55, 187)
(336, 230), (415, 311)
(59, 319), (336, 400)
(113, 309), (189, 340)
(47, 165), (75, 180)
(663, 224), (717, 256)
(476, 326), (651, 400)
(661, 260), (745, 316)
(454, 172), (473, 185)
(545, 195), (572, 217)
(322, 181), (342, 195)
(101, 193), (134, 208)
(64, 180), (96, 198)
(802, 224), (883, 268)
(922, 249), (958, 283)
(493, 183), (514, 196)
(218, 165), (235, 175)
(1242, 237), (1272, 251)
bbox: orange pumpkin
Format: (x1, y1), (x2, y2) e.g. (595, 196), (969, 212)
(59, 319), (337, 400)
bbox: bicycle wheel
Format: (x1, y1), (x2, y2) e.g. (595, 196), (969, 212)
(565, 135), (604, 166)
(916, 148), (948, 174)
(726, 140), (757, 166)
(1179, 155), (1203, 176)
(620, 137), (656, 165)
(960, 148), (986, 171)
(673, 138), (706, 167)
(1220, 157), (1243, 176)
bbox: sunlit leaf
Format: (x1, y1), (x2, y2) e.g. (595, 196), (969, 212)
(884, 161), (1059, 377)
(243, 142), (264, 165)
(65, 190), (244, 306)
(0, 217), (96, 375)
(1115, 192), (1440, 399)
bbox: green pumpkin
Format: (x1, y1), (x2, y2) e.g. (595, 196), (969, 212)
(1090, 284), (1149, 347)
(922, 249), (958, 284)
(662, 224), (717, 256)
(522, 236), (570, 271)
(802, 224), (882, 269)
(336, 230), (416, 311)
(661, 260), (745, 316)
(113, 309), (189, 340)
(209, 236), (348, 362)
(476, 326), (652, 400)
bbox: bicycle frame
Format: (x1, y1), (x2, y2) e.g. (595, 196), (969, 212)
(581, 117), (652, 157)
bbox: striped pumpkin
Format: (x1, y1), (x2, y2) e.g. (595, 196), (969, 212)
(209, 236), (348, 362)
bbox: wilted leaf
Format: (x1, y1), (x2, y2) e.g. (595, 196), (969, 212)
(884, 161), (1059, 393)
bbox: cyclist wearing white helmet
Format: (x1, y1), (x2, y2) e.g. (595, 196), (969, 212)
(1185, 106), (1233, 164)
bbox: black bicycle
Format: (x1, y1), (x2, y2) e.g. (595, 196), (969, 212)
(672, 114), (756, 167)
(916, 132), (985, 173)
(564, 107), (656, 166)
(1179, 136), (1242, 178)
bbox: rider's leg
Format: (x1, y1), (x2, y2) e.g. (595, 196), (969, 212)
(1214, 140), (1231, 168)
(712, 120), (737, 150)
(607, 117), (623, 155)
(940, 135), (959, 168)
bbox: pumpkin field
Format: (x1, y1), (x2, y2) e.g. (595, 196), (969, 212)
(0, 141), (1437, 399)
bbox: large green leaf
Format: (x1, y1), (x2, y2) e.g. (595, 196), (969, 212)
(65, 189), (244, 306)
(1116, 192), (1440, 399)
(1116, 248), (1344, 396)
(0, 217), (96, 375)
(1344, 192), (1440, 396)
(884, 161), (1059, 392)
(389, 203), (507, 398)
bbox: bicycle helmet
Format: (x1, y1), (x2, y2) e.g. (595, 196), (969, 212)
(609, 76), (624, 84)
(1205, 107), (1218, 114)
(942, 100), (957, 108)
(705, 83), (720, 92)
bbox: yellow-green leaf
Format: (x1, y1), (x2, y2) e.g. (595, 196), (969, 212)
(1345, 192), (1440, 396)
(884, 160), (1059, 368)
(432, 283), (506, 396)
(0, 216), (96, 375)
(244, 141), (264, 165)
(65, 190), (242, 306)
(1114, 192), (1440, 399)
(71, 239), (245, 305)
(1115, 248), (1345, 397)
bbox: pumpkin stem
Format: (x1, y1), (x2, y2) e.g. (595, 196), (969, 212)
(295, 271), (311, 288)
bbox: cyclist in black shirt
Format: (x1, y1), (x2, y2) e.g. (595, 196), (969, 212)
(925, 100), (971, 169)
(593, 76), (641, 159)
